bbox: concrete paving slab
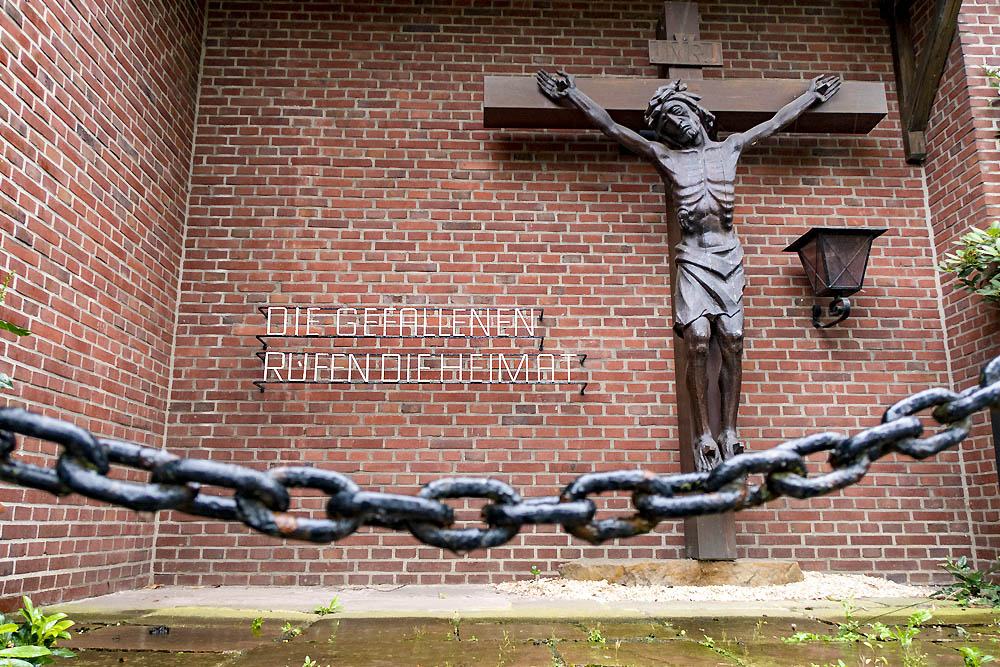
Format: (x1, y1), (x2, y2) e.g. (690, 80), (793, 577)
(669, 615), (833, 641)
(230, 631), (554, 667)
(34, 584), (822, 615)
(815, 598), (936, 622)
(554, 637), (723, 667)
(67, 622), (276, 651)
(563, 619), (680, 641)
(738, 640), (868, 667)
(46, 585), (1000, 626)
(69, 650), (230, 667)
(39, 584), (1000, 667)
(31, 584), (1000, 667)
(743, 636), (968, 667)
(299, 617), (454, 644)
(455, 619), (588, 643)
(46, 585), (1000, 631)
(139, 606), (316, 624)
(47, 609), (150, 626)
(927, 623), (1000, 640)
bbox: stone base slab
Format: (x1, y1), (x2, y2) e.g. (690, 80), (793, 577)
(558, 559), (804, 587)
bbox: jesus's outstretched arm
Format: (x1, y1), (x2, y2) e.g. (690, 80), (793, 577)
(536, 69), (669, 167)
(729, 75), (841, 152)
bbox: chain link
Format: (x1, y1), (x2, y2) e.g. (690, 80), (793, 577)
(1, 354), (999, 552)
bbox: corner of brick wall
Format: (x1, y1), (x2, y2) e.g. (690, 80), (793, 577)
(923, 0), (1000, 571)
(0, 0), (204, 606)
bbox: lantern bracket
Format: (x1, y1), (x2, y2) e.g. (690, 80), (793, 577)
(812, 296), (851, 328)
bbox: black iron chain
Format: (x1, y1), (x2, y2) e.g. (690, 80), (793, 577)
(1, 355), (999, 553)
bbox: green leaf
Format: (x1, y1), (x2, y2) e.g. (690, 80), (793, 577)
(0, 320), (30, 337)
(0, 646), (51, 658)
(18, 597), (38, 626)
(0, 658), (37, 667)
(0, 623), (17, 634)
(0, 374), (12, 390)
(49, 619), (73, 636)
(48, 647), (75, 658)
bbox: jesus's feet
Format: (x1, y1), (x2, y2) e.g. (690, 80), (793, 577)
(718, 429), (744, 460)
(694, 433), (720, 472)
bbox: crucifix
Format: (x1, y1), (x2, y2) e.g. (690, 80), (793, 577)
(483, 2), (886, 560)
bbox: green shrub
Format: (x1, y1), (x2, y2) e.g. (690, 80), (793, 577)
(0, 271), (31, 390)
(933, 556), (1000, 607)
(0, 596), (75, 666)
(938, 222), (1000, 305)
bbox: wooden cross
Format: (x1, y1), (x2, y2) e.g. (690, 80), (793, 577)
(482, 2), (887, 560)
(483, 7), (886, 134)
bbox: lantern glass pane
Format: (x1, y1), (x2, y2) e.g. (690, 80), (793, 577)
(796, 238), (825, 295)
(825, 234), (874, 293)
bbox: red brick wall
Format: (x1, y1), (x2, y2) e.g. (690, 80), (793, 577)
(0, 0), (204, 605)
(157, 0), (970, 587)
(923, 0), (1000, 569)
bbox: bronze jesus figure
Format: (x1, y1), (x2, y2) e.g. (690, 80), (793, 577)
(537, 70), (840, 472)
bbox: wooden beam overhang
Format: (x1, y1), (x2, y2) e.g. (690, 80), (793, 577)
(882, 0), (963, 163)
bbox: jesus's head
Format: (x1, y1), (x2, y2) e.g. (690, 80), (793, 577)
(644, 81), (717, 149)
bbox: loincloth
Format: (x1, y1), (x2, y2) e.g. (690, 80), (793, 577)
(673, 240), (745, 337)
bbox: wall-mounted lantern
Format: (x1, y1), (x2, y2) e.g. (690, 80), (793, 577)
(783, 227), (887, 328)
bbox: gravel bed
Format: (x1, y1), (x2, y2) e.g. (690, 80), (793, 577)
(496, 572), (935, 602)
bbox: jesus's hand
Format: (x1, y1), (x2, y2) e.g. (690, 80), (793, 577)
(536, 69), (576, 102)
(809, 74), (841, 104)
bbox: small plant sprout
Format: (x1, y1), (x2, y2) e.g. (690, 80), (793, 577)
(934, 556), (1000, 607)
(403, 627), (427, 642)
(961, 646), (997, 667)
(314, 596), (344, 615)
(530, 565), (541, 578)
(497, 629), (512, 667)
(587, 627), (605, 645)
(281, 622), (302, 639)
(987, 65), (1000, 91)
(698, 635), (750, 666)
(782, 603), (931, 645)
(298, 658), (330, 667)
(250, 616), (263, 636)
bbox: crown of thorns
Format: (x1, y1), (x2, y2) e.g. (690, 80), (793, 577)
(644, 80), (717, 141)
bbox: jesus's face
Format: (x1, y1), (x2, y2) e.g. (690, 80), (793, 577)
(654, 99), (704, 148)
